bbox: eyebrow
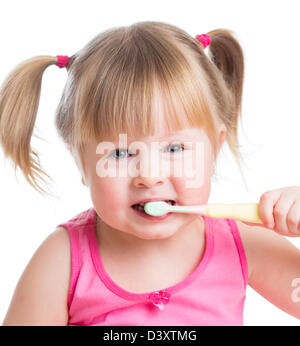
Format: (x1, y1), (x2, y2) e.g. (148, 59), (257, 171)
(125, 132), (196, 142)
(95, 131), (200, 156)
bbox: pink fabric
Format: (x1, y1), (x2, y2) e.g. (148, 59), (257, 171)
(57, 208), (248, 326)
(195, 34), (211, 48)
(56, 55), (69, 68)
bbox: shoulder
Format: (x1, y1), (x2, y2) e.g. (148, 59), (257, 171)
(46, 226), (70, 254)
(33, 226), (71, 274)
(234, 220), (298, 284)
(37, 225), (71, 293)
(2, 227), (71, 325)
(234, 221), (300, 319)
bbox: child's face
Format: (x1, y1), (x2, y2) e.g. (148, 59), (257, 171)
(79, 121), (226, 241)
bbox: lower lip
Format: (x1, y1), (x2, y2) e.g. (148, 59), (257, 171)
(131, 206), (172, 221)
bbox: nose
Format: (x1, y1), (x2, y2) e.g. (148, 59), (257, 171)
(132, 175), (166, 188)
(131, 148), (168, 188)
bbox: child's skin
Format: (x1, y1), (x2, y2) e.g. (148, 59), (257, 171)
(3, 104), (300, 325)
(80, 117), (224, 292)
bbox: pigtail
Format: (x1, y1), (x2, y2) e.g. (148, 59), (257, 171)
(0, 55), (58, 195)
(207, 29), (244, 116)
(204, 29), (248, 189)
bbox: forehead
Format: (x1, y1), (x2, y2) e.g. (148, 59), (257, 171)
(125, 126), (206, 143)
(85, 127), (209, 156)
(117, 83), (206, 142)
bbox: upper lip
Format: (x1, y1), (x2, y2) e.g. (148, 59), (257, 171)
(131, 198), (176, 206)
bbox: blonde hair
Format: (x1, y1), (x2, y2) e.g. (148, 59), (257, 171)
(0, 21), (246, 195)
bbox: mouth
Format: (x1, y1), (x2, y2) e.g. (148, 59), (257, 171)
(131, 199), (176, 214)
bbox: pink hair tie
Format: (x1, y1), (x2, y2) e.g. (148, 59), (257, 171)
(56, 55), (69, 68)
(195, 34), (211, 49)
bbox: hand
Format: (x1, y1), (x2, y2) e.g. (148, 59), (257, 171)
(242, 186), (300, 237)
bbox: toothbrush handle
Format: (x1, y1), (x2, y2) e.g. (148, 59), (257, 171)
(206, 203), (262, 223)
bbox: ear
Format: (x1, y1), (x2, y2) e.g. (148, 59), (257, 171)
(81, 176), (87, 186)
(218, 123), (227, 151)
(212, 124), (227, 176)
(67, 143), (73, 155)
(67, 144), (88, 187)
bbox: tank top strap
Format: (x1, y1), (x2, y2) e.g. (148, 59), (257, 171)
(57, 208), (95, 307)
(225, 218), (248, 290)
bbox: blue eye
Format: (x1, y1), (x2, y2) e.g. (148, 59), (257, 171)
(165, 144), (184, 153)
(110, 144), (184, 159)
(110, 149), (131, 160)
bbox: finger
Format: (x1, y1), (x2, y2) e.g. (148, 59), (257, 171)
(259, 191), (281, 227)
(286, 200), (300, 235)
(241, 221), (265, 227)
(273, 197), (294, 235)
(240, 222), (300, 236)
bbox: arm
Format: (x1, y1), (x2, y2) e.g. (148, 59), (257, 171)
(2, 227), (71, 326)
(237, 220), (300, 319)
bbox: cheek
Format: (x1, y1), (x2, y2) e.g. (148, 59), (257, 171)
(89, 177), (128, 213)
(89, 177), (132, 232)
(171, 147), (214, 204)
(173, 174), (211, 205)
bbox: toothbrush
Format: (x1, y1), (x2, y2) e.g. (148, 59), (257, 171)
(144, 201), (262, 224)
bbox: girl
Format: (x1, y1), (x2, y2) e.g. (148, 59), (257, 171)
(0, 21), (299, 326)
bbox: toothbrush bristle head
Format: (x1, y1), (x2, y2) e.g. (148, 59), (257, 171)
(144, 201), (170, 216)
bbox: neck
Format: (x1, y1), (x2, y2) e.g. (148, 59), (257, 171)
(95, 214), (205, 256)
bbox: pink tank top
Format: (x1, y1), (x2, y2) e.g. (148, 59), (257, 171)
(57, 207), (248, 326)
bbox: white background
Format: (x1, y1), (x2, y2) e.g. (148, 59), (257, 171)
(0, 0), (299, 326)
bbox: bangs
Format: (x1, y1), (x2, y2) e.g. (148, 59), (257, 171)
(72, 26), (217, 149)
